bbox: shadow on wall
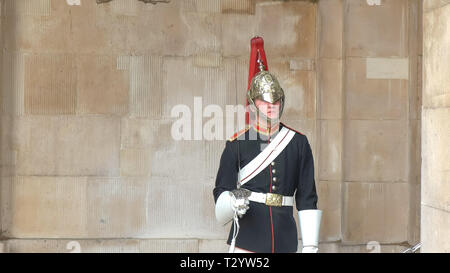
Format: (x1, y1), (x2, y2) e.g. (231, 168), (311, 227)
(0, 0), (19, 248)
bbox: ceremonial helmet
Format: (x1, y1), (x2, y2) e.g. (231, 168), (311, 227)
(246, 37), (285, 122)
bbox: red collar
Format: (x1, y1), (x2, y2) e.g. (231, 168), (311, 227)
(252, 121), (280, 136)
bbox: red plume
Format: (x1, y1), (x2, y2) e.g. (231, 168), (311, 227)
(246, 37), (269, 125)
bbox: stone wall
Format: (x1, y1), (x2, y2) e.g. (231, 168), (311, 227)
(0, 0), (422, 253)
(421, 0), (450, 253)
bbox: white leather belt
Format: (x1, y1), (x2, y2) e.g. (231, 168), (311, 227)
(248, 192), (294, 207)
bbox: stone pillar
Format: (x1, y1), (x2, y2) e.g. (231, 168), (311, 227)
(316, 0), (422, 252)
(316, 0), (344, 246)
(421, 0), (450, 253)
(338, 0), (421, 251)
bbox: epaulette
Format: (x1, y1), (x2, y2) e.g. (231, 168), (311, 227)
(281, 123), (304, 135)
(228, 126), (250, 142)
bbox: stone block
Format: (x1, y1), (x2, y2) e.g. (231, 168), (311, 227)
(127, 239), (199, 253)
(418, 1), (423, 55)
(153, 131), (207, 179)
(317, 242), (340, 253)
(24, 53), (77, 115)
(1, 175), (226, 239)
(421, 108), (450, 211)
(86, 177), (149, 237)
(408, 183), (421, 244)
(338, 243), (408, 253)
(423, 4), (450, 108)
(4, 0), (52, 16)
(345, 57), (408, 120)
(15, 116), (120, 176)
(1, 51), (25, 116)
(2, 0), (71, 52)
(408, 119), (421, 185)
(255, 1), (316, 58)
(345, 0), (408, 57)
(289, 59), (315, 71)
(93, 176), (225, 239)
(319, 120), (342, 181)
(317, 242), (408, 253)
(318, 0), (343, 58)
(318, 59), (343, 119)
(70, 0), (115, 54)
(121, 118), (160, 149)
(344, 120), (407, 183)
(109, 0), (140, 16)
(221, 0), (255, 15)
(72, 0), (190, 56)
(143, 176), (228, 239)
(0, 116), (18, 177)
(420, 205), (450, 252)
(343, 182), (409, 244)
(233, 56), (250, 105)
(121, 118), (217, 179)
(408, 55), (420, 120)
(415, 55), (422, 119)
(221, 14), (257, 56)
(317, 181), (342, 242)
(77, 55), (129, 115)
(205, 140), (228, 179)
(1, 176), (88, 238)
(270, 60), (316, 120)
(199, 239), (229, 253)
(119, 55), (164, 118)
(423, 0), (450, 13)
(366, 58), (409, 80)
(120, 148), (152, 177)
(177, 12), (222, 55)
(407, 0), (421, 120)
(193, 53), (222, 68)
(163, 56), (235, 119)
(182, 0), (221, 13)
(3, 239), (199, 253)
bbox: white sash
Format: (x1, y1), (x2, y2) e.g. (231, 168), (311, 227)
(238, 127), (296, 186)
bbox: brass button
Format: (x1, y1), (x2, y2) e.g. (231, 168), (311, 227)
(272, 169), (276, 174)
(272, 185), (277, 191)
(272, 177), (277, 182)
(271, 161), (275, 166)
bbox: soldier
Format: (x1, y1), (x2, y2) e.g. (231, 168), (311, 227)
(213, 37), (322, 253)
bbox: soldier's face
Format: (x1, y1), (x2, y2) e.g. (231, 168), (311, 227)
(254, 99), (281, 120)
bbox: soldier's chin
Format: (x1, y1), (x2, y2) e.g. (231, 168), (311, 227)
(266, 112), (280, 121)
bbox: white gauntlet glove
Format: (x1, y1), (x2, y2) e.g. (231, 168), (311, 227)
(298, 209), (322, 253)
(215, 188), (250, 225)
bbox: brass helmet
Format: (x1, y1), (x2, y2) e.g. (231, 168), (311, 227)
(247, 55), (285, 121)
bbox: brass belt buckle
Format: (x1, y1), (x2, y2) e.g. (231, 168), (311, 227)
(265, 193), (282, 207)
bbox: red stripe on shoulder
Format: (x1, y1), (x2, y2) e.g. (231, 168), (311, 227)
(281, 123), (304, 135)
(228, 127), (250, 141)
